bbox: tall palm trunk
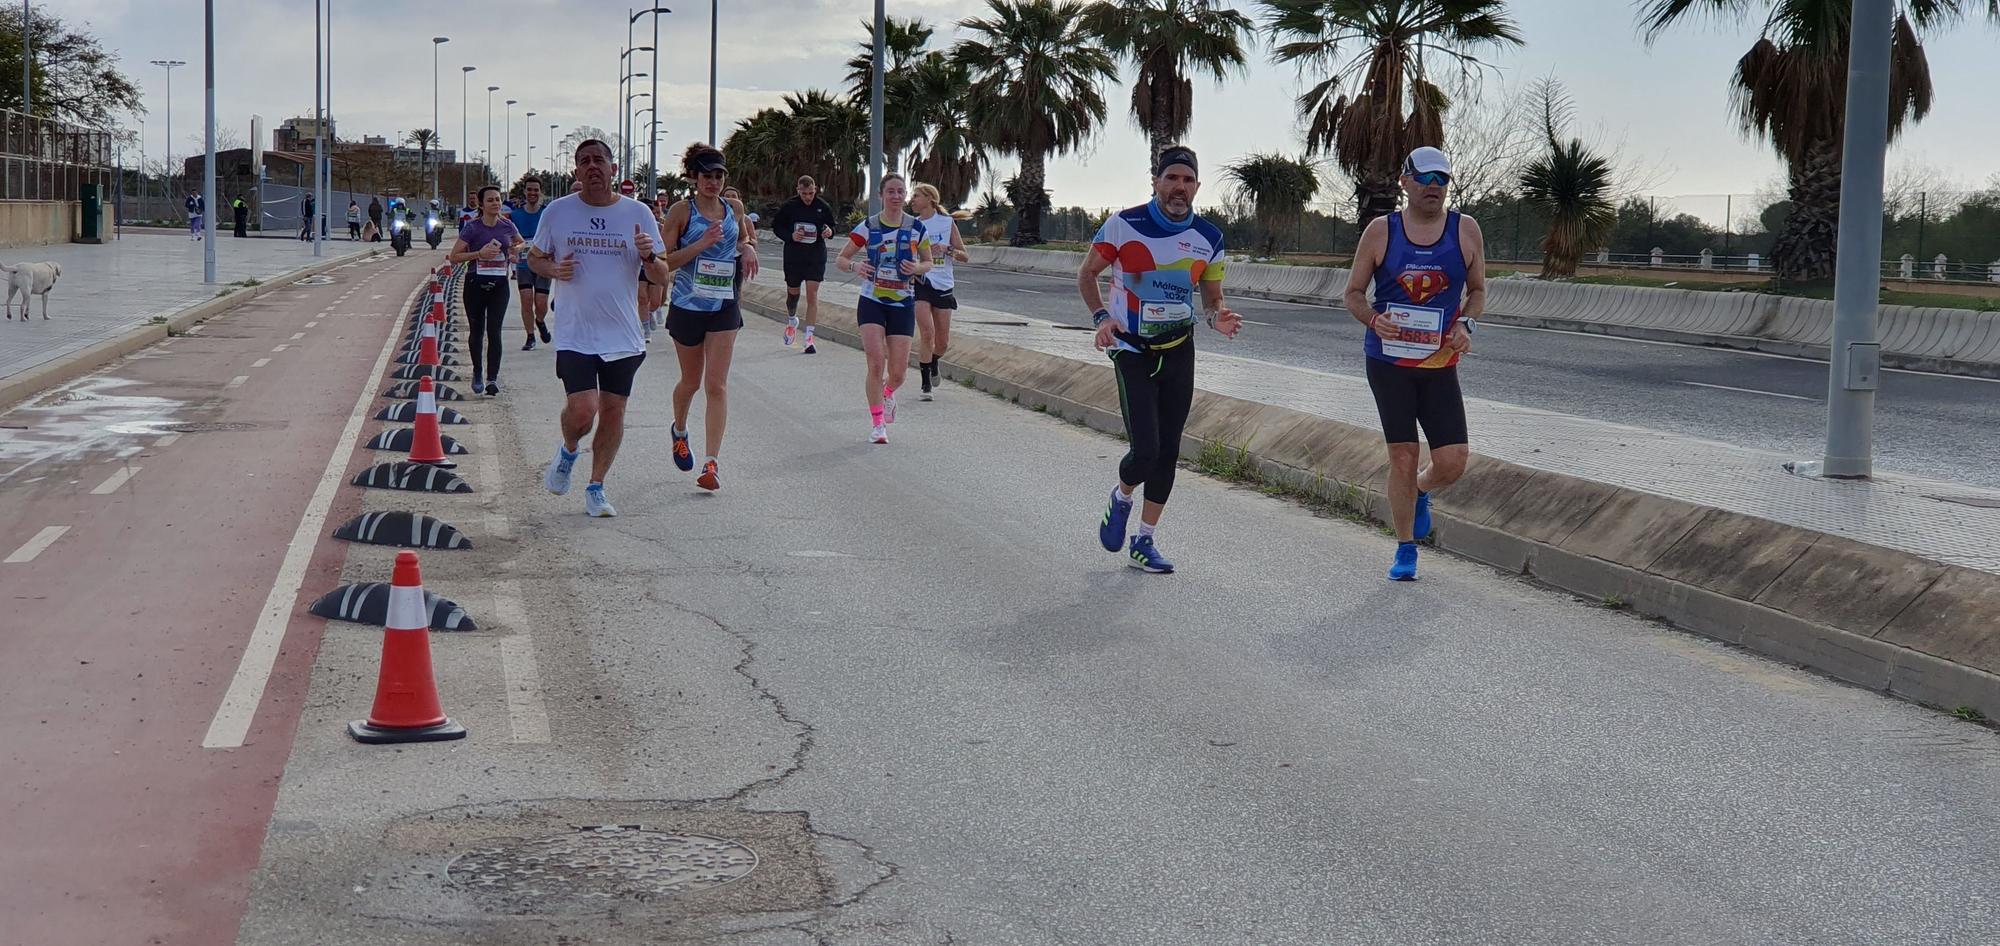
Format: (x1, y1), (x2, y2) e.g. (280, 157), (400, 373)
(1013, 153), (1049, 246)
(1772, 140), (1841, 283)
(1355, 177), (1400, 231)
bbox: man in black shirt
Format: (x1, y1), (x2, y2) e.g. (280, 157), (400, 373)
(771, 174), (838, 354)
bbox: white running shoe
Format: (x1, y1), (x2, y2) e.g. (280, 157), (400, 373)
(584, 483), (618, 517)
(543, 447), (577, 495)
(883, 393), (897, 425)
(870, 425), (888, 445)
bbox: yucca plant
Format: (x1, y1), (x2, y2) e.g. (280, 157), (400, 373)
(1517, 78), (1616, 278)
(1224, 152), (1322, 257)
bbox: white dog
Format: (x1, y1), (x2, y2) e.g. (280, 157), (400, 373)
(3, 261), (60, 321)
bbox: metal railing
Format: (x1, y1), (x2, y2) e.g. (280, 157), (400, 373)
(0, 108), (115, 202)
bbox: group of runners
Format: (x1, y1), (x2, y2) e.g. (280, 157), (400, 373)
(499, 133), (1480, 582)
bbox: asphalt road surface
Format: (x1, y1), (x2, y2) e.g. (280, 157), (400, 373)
(936, 261), (2000, 488)
(234, 314), (2000, 946)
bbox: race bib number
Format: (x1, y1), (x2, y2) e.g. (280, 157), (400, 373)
(1381, 303), (1444, 361)
(792, 223), (818, 245)
(475, 257), (509, 276)
(874, 246), (906, 293)
(1138, 301), (1193, 336)
(695, 259), (736, 300)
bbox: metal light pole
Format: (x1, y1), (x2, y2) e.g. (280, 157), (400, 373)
(618, 47), (651, 172)
(150, 59), (184, 191)
(486, 85), (498, 186)
(201, 0), (215, 280)
(1818, 0), (1894, 479)
(19, 0), (28, 116)
(311, 0), (322, 257)
(460, 65), (474, 208)
(708, 0), (718, 143)
(431, 37), (447, 205)
(321, 0), (332, 247)
(524, 111), (535, 172)
(549, 124), (559, 175)
(630, 7), (671, 196)
(868, 0), (883, 213)
(504, 99), (516, 185)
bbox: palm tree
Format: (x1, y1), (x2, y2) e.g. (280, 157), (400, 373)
(1637, 0), (1978, 283)
(1258, 0), (1523, 228)
(1081, 0), (1254, 159)
(905, 52), (989, 208)
(405, 128), (438, 171)
(972, 189), (1013, 242)
(845, 15), (935, 172)
(722, 91), (871, 211)
(1224, 152), (1321, 257)
(957, 0), (1117, 245)
(1516, 78), (1616, 278)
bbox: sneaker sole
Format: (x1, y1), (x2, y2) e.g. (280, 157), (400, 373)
(1126, 557), (1173, 574)
(697, 475), (719, 490)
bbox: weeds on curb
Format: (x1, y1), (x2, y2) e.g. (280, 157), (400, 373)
(1951, 706), (1987, 723)
(1193, 440), (1376, 527)
(147, 316), (168, 325)
(1602, 595), (1630, 610)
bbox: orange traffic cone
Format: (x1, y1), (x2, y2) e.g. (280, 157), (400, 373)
(347, 551), (466, 744)
(429, 296), (447, 324)
(407, 376), (455, 467)
(416, 320), (442, 367)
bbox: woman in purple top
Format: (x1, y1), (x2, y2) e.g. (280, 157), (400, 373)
(447, 185), (525, 395)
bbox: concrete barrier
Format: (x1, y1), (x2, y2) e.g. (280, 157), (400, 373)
(740, 278), (2000, 718)
(968, 244), (2000, 377)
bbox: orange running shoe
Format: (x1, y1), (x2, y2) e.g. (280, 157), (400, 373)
(697, 459), (720, 491)
(671, 426), (694, 471)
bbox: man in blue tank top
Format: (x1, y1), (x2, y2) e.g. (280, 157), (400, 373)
(510, 178), (552, 351)
(1343, 146), (1488, 582)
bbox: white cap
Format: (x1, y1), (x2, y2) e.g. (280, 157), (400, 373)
(1402, 146), (1452, 178)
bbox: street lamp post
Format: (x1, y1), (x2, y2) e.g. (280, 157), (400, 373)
(629, 7), (672, 198)
(549, 124), (559, 174)
(149, 59), (184, 197)
(504, 99), (516, 185)
(201, 0), (215, 281)
(617, 46), (652, 171)
(868, 0), (883, 213)
(431, 37), (447, 205)
(460, 65), (474, 208)
(524, 111), (536, 173)
(709, 0), (718, 143)
(486, 85), (498, 186)
(312, 0), (323, 256)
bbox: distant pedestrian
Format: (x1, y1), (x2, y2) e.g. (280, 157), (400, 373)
(300, 194), (316, 241)
(367, 197), (383, 241)
(232, 196), (248, 238)
(346, 200), (361, 240)
(185, 192), (204, 240)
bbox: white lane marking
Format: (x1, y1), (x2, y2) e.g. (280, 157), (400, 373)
(371, 294), (384, 300)
(1679, 380), (1815, 401)
(225, 375), (249, 388)
(89, 466), (140, 494)
(154, 433), (181, 447)
(251, 358), (271, 368)
(4, 526), (69, 563)
(202, 280), (420, 750)
(1242, 319), (1274, 326)
(289, 332), (306, 340)
(493, 584), (552, 744)
(272, 345), (288, 352)
(304, 321), (319, 328)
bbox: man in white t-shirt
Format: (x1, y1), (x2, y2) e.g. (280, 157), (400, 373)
(528, 138), (669, 517)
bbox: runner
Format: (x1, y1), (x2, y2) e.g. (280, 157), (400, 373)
(910, 182), (968, 401)
(457, 197), (475, 231)
(1342, 146), (1483, 581)
(721, 186), (756, 300)
(637, 195), (667, 343)
(1077, 145), (1241, 574)
(527, 138), (668, 517)
(509, 178), (553, 350)
(659, 143), (759, 491)
(833, 173), (932, 445)
(771, 175), (837, 353)
(446, 185), (524, 396)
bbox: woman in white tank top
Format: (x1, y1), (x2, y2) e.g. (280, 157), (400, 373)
(909, 182), (968, 401)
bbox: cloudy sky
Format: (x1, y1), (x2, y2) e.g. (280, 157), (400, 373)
(60, 0), (2000, 220)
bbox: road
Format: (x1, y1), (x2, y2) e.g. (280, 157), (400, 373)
(935, 261), (2000, 488)
(231, 315), (2000, 946)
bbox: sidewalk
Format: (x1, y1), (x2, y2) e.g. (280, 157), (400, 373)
(0, 232), (378, 385)
(754, 267), (2000, 575)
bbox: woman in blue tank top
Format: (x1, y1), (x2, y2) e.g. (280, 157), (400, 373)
(657, 142), (760, 491)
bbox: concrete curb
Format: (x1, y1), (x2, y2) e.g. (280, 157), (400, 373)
(960, 245), (2000, 379)
(740, 281), (2000, 719)
(0, 247), (382, 412)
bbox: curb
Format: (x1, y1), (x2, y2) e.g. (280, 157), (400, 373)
(739, 281), (2000, 720)
(0, 247), (383, 412)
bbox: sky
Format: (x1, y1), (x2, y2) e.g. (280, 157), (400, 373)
(58, 0), (2000, 223)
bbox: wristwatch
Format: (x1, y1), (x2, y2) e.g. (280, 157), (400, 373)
(1091, 308), (1111, 327)
(1460, 317), (1477, 335)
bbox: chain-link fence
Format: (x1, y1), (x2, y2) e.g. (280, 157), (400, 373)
(0, 107), (114, 202)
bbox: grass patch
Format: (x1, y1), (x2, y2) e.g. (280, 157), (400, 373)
(1193, 440), (1377, 526)
(214, 287), (235, 297)
(1602, 594), (1630, 610)
(232, 277), (262, 287)
(1951, 706), (1987, 723)
(147, 315), (168, 325)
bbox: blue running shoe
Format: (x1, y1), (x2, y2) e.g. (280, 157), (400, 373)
(584, 482), (618, 518)
(671, 426), (694, 471)
(543, 445), (578, 495)
(1127, 535), (1175, 574)
(1099, 490), (1133, 552)
(1413, 490), (1433, 540)
(1388, 541), (1419, 581)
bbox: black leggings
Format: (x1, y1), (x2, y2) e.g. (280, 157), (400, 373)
(1112, 341), (1195, 505)
(464, 275), (510, 379)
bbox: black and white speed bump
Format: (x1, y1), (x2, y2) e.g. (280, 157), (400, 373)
(391, 364), (462, 382)
(396, 351), (463, 366)
(375, 402), (469, 424)
(365, 428), (468, 453)
(309, 583), (476, 630)
(332, 511), (472, 549)
(351, 461), (473, 492)
(383, 380), (467, 400)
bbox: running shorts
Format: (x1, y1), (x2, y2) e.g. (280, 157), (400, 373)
(516, 262), (551, 292)
(783, 251), (826, 288)
(1364, 357), (1467, 447)
(555, 350), (646, 398)
(666, 302), (744, 348)
(856, 296), (916, 337)
(914, 278), (958, 310)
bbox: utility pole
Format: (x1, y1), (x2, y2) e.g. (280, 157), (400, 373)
(868, 0), (883, 213)
(202, 0), (215, 281)
(150, 60), (185, 193)
(20, 0), (29, 116)
(486, 85), (498, 186)
(431, 37), (447, 205)
(525, 111), (535, 172)
(708, 0), (718, 143)
(505, 99), (516, 185)
(1816, 0), (1892, 479)
(460, 65), (475, 208)
(312, 0), (322, 257)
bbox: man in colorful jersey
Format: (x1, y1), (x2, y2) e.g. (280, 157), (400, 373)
(510, 178), (553, 350)
(1077, 146), (1242, 574)
(1343, 146), (1487, 582)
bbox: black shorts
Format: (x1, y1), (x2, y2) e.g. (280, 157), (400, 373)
(555, 350), (646, 398)
(666, 303), (744, 348)
(783, 252), (826, 288)
(914, 278), (958, 310)
(1365, 357), (1468, 447)
(516, 262), (551, 292)
(856, 297), (916, 337)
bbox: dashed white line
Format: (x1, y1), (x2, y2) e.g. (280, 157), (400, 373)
(289, 332), (306, 340)
(89, 466), (140, 495)
(154, 433), (181, 447)
(251, 358), (271, 368)
(226, 375), (249, 388)
(1014, 288), (1043, 294)
(304, 321), (319, 328)
(1679, 380), (1815, 401)
(272, 345), (288, 352)
(4, 526), (69, 563)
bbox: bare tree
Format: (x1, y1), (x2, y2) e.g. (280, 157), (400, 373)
(183, 126), (245, 155)
(1441, 79), (1541, 208)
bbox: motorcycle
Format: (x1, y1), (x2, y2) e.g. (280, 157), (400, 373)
(425, 214), (444, 250)
(391, 216), (411, 256)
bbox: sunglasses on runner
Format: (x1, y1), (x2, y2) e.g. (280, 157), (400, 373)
(1411, 170), (1450, 188)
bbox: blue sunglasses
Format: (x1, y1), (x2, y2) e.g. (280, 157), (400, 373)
(1411, 170), (1451, 187)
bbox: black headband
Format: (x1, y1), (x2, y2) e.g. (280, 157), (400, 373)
(1154, 146), (1198, 177)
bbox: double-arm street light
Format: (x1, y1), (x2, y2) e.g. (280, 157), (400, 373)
(524, 110), (536, 173)
(617, 45), (652, 173)
(629, 7), (672, 197)
(504, 98), (517, 185)
(430, 37), (447, 204)
(460, 65), (475, 207)
(485, 85), (499, 186)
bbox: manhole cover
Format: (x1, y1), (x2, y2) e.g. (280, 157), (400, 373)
(158, 421), (260, 433)
(447, 826), (758, 901)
